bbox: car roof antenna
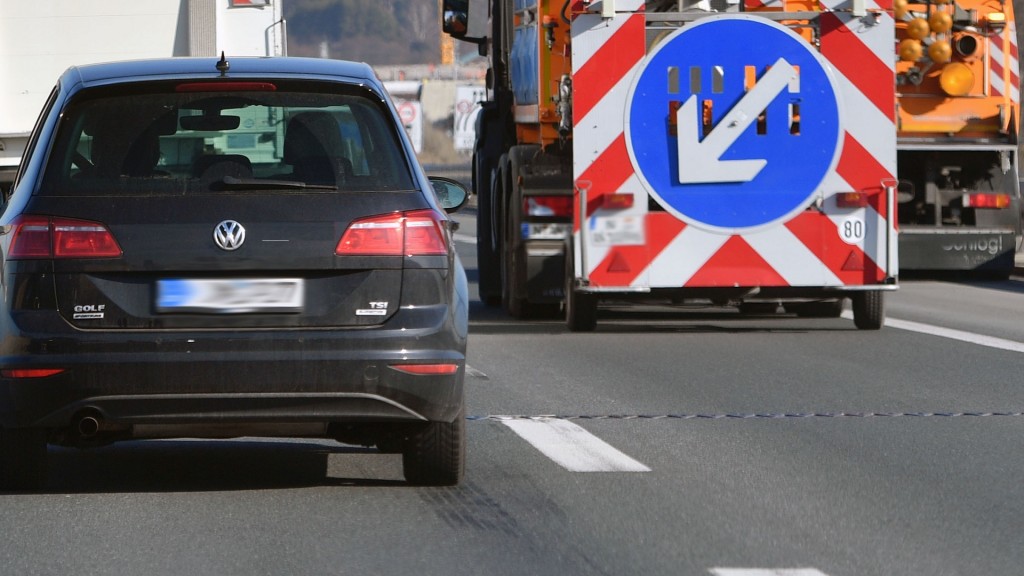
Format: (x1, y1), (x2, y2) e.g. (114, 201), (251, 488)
(216, 52), (230, 76)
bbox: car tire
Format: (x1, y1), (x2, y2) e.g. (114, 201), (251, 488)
(402, 405), (466, 486)
(0, 427), (47, 491)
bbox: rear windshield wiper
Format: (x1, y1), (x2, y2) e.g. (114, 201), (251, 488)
(219, 175), (338, 191)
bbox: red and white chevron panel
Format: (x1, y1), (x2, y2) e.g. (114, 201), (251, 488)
(990, 22), (1020, 104)
(571, 3), (896, 291)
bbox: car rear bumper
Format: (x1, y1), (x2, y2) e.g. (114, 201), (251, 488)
(0, 307), (466, 429)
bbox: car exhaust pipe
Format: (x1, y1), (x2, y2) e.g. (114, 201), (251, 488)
(76, 414), (101, 438)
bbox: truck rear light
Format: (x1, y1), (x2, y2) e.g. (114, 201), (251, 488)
(389, 363), (460, 375)
(8, 216), (122, 259)
(524, 196), (573, 217)
(1, 368), (65, 378)
(836, 192), (869, 208)
(964, 193), (1010, 209)
(602, 193), (635, 210)
(336, 209), (447, 256)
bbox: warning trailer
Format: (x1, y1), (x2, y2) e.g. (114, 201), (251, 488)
(444, 0), (898, 330)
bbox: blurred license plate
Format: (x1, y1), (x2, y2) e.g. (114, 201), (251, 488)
(156, 278), (304, 313)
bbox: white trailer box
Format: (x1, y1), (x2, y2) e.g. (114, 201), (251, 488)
(0, 0), (286, 192)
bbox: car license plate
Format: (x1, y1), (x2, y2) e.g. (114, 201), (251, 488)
(156, 278), (304, 313)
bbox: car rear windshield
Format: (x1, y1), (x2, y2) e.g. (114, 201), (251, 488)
(39, 80), (416, 196)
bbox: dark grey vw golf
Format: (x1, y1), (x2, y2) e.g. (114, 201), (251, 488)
(0, 56), (470, 489)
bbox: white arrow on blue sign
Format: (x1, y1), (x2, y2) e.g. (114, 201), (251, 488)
(625, 15), (843, 233)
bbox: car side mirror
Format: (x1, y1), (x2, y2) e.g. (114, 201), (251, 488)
(429, 177), (469, 213)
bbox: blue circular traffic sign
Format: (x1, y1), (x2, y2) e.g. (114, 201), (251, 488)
(625, 15), (843, 233)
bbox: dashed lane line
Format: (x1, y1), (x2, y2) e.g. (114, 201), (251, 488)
(499, 417), (650, 473)
(712, 565), (831, 569)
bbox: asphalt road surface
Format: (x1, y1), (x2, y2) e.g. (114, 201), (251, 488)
(1, 208), (1022, 576)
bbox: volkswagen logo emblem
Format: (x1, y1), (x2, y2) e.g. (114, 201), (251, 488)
(213, 220), (246, 251)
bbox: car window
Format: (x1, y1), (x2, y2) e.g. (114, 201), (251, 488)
(39, 81), (416, 196)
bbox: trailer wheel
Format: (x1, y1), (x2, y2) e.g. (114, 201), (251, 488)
(852, 291), (884, 330)
(0, 427), (47, 491)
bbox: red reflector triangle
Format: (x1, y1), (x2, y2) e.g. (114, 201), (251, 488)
(842, 250), (864, 271)
(607, 251), (631, 273)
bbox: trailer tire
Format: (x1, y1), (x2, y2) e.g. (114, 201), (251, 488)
(852, 291), (884, 330)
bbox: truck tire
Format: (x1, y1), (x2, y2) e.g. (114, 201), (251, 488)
(402, 404), (465, 486)
(497, 156), (523, 317)
(475, 154), (501, 306)
(501, 146), (549, 319)
(852, 291), (884, 330)
(473, 106), (504, 307)
(503, 202), (531, 318)
(0, 427), (47, 491)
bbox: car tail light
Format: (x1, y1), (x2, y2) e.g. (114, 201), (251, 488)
(1, 368), (65, 378)
(390, 363), (460, 375)
(7, 216), (122, 259)
(963, 193), (1010, 209)
(524, 196), (573, 217)
(336, 209), (447, 256)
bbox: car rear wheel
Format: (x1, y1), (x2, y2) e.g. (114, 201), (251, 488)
(402, 404), (466, 486)
(0, 428), (47, 491)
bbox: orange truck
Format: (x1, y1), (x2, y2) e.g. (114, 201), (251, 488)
(895, 0), (1023, 276)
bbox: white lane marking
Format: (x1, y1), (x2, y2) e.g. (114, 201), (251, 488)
(453, 233), (476, 245)
(500, 417), (650, 472)
(841, 311), (1024, 354)
(712, 565), (831, 569)
(465, 365), (489, 379)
